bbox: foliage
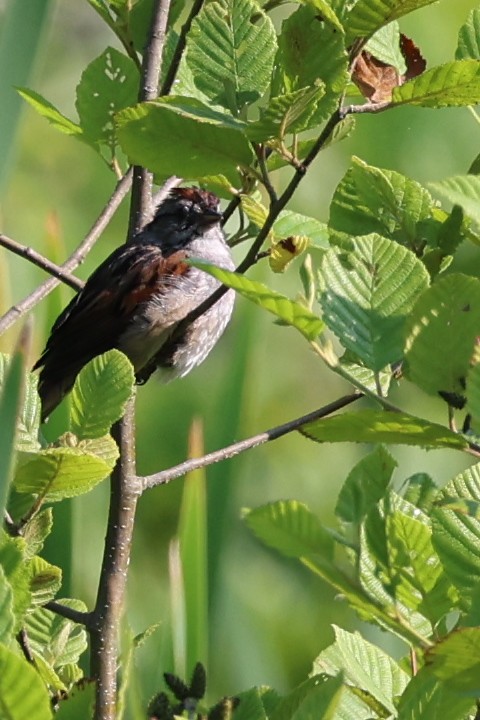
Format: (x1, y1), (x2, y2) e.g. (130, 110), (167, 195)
(3, 0), (480, 718)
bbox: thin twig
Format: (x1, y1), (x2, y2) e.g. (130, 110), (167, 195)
(0, 168), (133, 336)
(340, 100), (391, 117)
(142, 392), (362, 489)
(44, 600), (91, 626)
(160, 0), (205, 96)
(17, 629), (34, 664)
(0, 233), (84, 291)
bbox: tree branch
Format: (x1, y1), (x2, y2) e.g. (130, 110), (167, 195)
(0, 233), (84, 291)
(90, 398), (140, 719)
(0, 168), (133, 336)
(90, 1), (171, 717)
(142, 392), (362, 490)
(44, 600), (91, 626)
(128, 0), (171, 237)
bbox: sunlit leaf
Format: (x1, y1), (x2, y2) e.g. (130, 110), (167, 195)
(396, 667), (474, 720)
(186, 0), (277, 113)
(314, 626), (409, 715)
(0, 643), (52, 719)
(14, 448), (112, 502)
(301, 410), (467, 449)
(17, 88), (82, 138)
(190, 261), (324, 340)
(320, 234), (429, 370)
(392, 60), (480, 108)
(70, 349), (135, 439)
(346, 0), (440, 43)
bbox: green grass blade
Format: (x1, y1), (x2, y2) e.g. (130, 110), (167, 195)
(0, 0), (54, 193)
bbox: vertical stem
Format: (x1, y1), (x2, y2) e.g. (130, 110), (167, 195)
(90, 398), (140, 719)
(91, 0), (171, 716)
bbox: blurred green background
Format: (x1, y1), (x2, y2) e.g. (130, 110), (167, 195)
(1, 0), (480, 713)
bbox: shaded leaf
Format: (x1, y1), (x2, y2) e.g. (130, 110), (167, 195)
(397, 667), (474, 720)
(426, 628), (480, 694)
(116, 97), (254, 183)
(456, 7), (480, 61)
(247, 85), (326, 141)
(244, 500), (334, 559)
(29, 555), (62, 606)
(404, 273), (480, 398)
(429, 174), (480, 225)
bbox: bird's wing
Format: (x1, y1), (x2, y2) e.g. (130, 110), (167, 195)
(34, 242), (189, 417)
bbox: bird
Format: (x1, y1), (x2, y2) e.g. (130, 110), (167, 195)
(34, 187), (235, 420)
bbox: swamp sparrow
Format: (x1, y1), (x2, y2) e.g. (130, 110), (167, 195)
(34, 187), (235, 419)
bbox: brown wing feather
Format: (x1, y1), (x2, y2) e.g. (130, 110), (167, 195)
(35, 242), (189, 418)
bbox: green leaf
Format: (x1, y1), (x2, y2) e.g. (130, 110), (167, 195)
(75, 46), (138, 151)
(329, 158), (434, 248)
(365, 21), (406, 74)
(346, 0), (438, 43)
(300, 410), (467, 449)
(313, 626), (409, 716)
(247, 85), (326, 141)
(56, 682), (95, 720)
(190, 261), (324, 340)
(270, 677), (326, 720)
(426, 628), (480, 694)
(335, 446), (396, 525)
(0, 564), (14, 644)
(186, 0), (277, 113)
(320, 234), (429, 370)
(392, 60), (480, 108)
(14, 448), (112, 502)
(291, 673), (344, 720)
(0, 534), (31, 630)
(275, 5), (348, 122)
(467, 357), (480, 433)
(386, 508), (456, 622)
(70, 349), (135, 439)
(429, 174), (480, 225)
(17, 372), (41, 452)
(397, 667), (474, 720)
(273, 211), (329, 249)
(244, 500), (334, 559)
(116, 96), (254, 183)
(22, 508), (53, 558)
(0, 350), (25, 519)
(404, 273), (480, 398)
(432, 464), (480, 603)
(233, 687), (268, 720)
(17, 87), (82, 137)
(29, 556), (62, 606)
(456, 8), (480, 60)
(25, 598), (88, 668)
(0, 642), (52, 719)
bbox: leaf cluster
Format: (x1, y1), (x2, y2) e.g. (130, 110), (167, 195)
(0, 350), (134, 717)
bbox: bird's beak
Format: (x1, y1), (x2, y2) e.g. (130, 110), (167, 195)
(199, 209), (223, 226)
